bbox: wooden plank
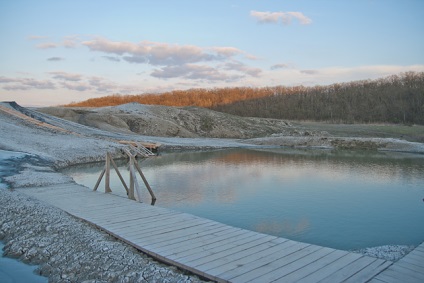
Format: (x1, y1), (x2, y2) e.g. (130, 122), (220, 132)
(388, 265), (424, 281)
(230, 245), (322, 283)
(217, 240), (303, 280)
(124, 219), (217, 244)
(251, 247), (335, 283)
(133, 222), (228, 249)
(316, 256), (377, 283)
(401, 253), (424, 266)
(204, 237), (291, 277)
(122, 218), (215, 244)
(270, 249), (348, 283)
(90, 210), (183, 229)
(187, 234), (278, 269)
(343, 260), (392, 283)
(374, 267), (424, 283)
(395, 260), (424, 274)
(156, 227), (248, 257)
(117, 214), (205, 238)
(295, 252), (363, 283)
(202, 238), (291, 276)
(144, 223), (231, 250)
(173, 230), (264, 264)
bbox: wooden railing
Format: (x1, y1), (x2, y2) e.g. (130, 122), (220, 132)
(93, 150), (156, 204)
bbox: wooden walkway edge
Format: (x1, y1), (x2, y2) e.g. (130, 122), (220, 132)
(19, 183), (423, 283)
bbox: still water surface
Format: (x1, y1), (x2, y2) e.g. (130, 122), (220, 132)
(63, 148), (424, 251)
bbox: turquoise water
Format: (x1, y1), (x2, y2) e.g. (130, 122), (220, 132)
(0, 243), (47, 283)
(63, 148), (424, 250)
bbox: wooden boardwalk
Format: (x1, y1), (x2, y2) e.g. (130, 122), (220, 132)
(20, 183), (422, 283)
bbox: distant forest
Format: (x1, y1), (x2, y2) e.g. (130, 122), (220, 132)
(65, 72), (424, 125)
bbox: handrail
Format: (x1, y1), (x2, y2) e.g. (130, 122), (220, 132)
(93, 150), (156, 204)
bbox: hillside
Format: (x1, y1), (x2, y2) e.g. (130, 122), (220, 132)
(39, 103), (293, 139)
(64, 72), (424, 125)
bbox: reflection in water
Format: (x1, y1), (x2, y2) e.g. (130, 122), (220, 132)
(63, 148), (424, 250)
(254, 218), (310, 236)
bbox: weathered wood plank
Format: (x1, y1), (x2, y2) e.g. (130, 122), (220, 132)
(203, 238), (291, 276)
(144, 223), (232, 251)
(296, 252), (364, 283)
(251, 247), (335, 283)
(217, 240), (303, 280)
(230, 245), (323, 283)
(373, 267), (424, 283)
(187, 234), (278, 269)
(124, 221), (218, 246)
(317, 256), (378, 283)
(343, 259), (392, 283)
(157, 227), (248, 258)
(271, 249), (348, 283)
(173, 230), (264, 263)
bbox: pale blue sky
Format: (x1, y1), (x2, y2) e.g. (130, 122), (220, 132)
(1, 0), (423, 106)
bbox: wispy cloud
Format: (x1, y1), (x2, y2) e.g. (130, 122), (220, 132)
(300, 69), (319, 75)
(251, 11), (312, 25)
(47, 57), (65, 61)
(151, 64), (243, 82)
(102, 56), (121, 62)
(0, 76), (56, 90)
(223, 61), (262, 77)
(49, 71), (82, 81)
(270, 63), (291, 70)
(36, 42), (58, 49)
(28, 35), (49, 40)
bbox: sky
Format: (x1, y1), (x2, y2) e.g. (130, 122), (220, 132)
(0, 0), (423, 107)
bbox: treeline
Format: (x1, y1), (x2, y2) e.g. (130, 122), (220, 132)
(64, 87), (274, 108)
(211, 72), (424, 124)
(65, 72), (424, 125)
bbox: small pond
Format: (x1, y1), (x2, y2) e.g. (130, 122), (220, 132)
(62, 148), (424, 251)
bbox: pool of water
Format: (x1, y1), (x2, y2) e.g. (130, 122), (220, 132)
(0, 242), (47, 283)
(63, 148), (424, 251)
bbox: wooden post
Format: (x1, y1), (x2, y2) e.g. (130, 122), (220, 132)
(109, 153), (129, 195)
(93, 167), (105, 191)
(128, 160), (135, 200)
(105, 152), (112, 193)
(128, 155), (142, 202)
(134, 161), (157, 201)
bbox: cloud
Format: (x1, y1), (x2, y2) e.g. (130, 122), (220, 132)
(102, 56), (121, 62)
(270, 63), (291, 70)
(36, 42), (58, 49)
(28, 35), (49, 40)
(0, 72), (133, 94)
(0, 76), (56, 90)
(300, 69), (319, 75)
(80, 37), (261, 83)
(62, 35), (79, 48)
(47, 57), (65, 61)
(82, 37), (252, 67)
(251, 10), (312, 25)
(60, 81), (92, 92)
(151, 64), (243, 82)
(223, 61), (262, 77)
(49, 71), (82, 81)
